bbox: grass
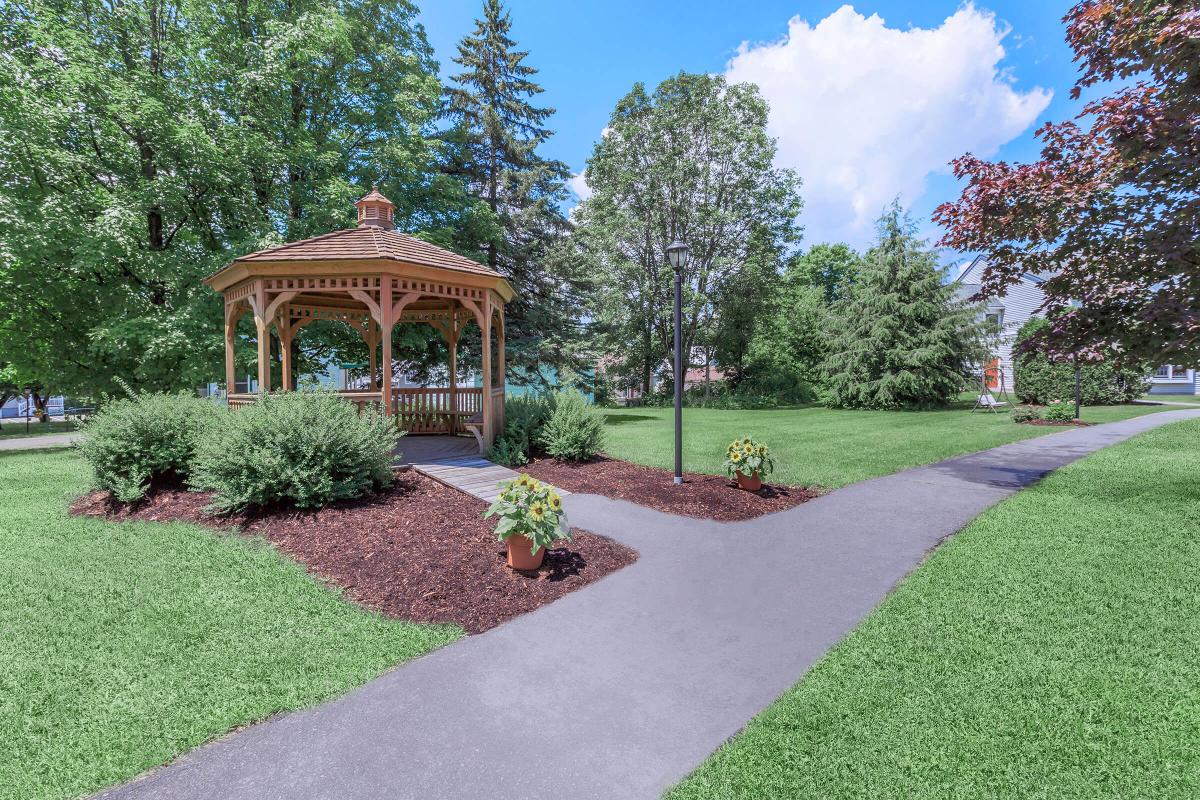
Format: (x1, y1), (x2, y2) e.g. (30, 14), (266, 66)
(0, 449), (461, 800)
(603, 398), (1165, 488)
(668, 417), (1200, 799)
(0, 420), (79, 439)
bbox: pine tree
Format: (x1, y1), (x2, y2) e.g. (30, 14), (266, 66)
(444, 0), (580, 384)
(822, 204), (986, 409)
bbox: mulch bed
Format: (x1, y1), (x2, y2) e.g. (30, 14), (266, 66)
(71, 472), (637, 634)
(520, 456), (820, 521)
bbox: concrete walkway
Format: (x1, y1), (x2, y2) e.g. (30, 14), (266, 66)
(97, 410), (1200, 800)
(0, 431), (80, 451)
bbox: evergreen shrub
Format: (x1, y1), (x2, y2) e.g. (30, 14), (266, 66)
(77, 392), (224, 503)
(539, 389), (606, 461)
(190, 392), (398, 512)
(1013, 318), (1147, 405)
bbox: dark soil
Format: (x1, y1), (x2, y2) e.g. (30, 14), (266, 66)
(1020, 419), (1092, 427)
(520, 456), (820, 521)
(71, 472), (637, 634)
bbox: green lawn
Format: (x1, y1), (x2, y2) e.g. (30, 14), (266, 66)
(0, 420), (79, 439)
(0, 450), (461, 800)
(669, 417), (1200, 799)
(604, 399), (1165, 488)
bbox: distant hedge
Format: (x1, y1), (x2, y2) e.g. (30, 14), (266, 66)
(1013, 318), (1147, 405)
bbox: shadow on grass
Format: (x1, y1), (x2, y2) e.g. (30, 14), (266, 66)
(603, 412), (657, 425)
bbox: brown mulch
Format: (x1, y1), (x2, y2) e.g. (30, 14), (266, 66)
(520, 456), (820, 521)
(1021, 419), (1092, 427)
(71, 472), (637, 634)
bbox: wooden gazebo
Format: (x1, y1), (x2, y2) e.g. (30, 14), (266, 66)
(204, 188), (514, 452)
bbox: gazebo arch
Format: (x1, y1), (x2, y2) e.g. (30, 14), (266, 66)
(204, 187), (514, 452)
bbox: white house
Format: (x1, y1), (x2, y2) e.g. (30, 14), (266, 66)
(954, 256), (1198, 396)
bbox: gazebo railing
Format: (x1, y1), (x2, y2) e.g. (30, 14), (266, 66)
(226, 387), (483, 435)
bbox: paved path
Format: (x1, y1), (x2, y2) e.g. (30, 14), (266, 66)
(0, 432), (80, 451)
(97, 410), (1200, 800)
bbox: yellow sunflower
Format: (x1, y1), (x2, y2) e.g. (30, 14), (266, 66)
(742, 443), (754, 455)
(730, 451), (743, 463)
(548, 492), (562, 512)
(529, 502), (546, 521)
(515, 474), (531, 488)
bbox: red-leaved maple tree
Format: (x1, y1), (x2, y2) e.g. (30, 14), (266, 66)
(935, 0), (1199, 364)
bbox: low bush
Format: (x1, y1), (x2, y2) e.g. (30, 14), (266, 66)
(539, 389), (606, 462)
(1044, 401), (1076, 423)
(1014, 317), (1148, 404)
(488, 394), (555, 466)
(77, 392), (224, 503)
(1011, 405), (1042, 424)
(190, 391), (399, 512)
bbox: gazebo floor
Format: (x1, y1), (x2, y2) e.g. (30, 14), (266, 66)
(394, 435), (479, 466)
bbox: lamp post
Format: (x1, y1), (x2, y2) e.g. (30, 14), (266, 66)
(666, 239), (690, 484)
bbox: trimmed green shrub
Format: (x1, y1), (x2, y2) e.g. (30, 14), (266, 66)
(1044, 401), (1076, 423)
(488, 394), (555, 466)
(190, 392), (399, 512)
(1011, 405), (1042, 423)
(539, 389), (606, 462)
(1014, 317), (1147, 404)
(77, 392), (224, 503)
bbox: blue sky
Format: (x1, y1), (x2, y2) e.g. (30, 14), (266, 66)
(418, 1), (1086, 260)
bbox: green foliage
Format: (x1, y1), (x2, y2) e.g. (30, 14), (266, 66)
(484, 474), (570, 554)
(739, 281), (827, 403)
(76, 393), (224, 503)
(0, 0), (487, 398)
(488, 393), (555, 466)
(1044, 401), (1076, 422)
(444, 0), (584, 384)
(1013, 317), (1148, 404)
(790, 243), (862, 303)
(822, 205), (988, 409)
(1011, 405), (1042, 423)
(190, 392), (398, 512)
(539, 389), (606, 461)
(723, 437), (775, 479)
(576, 71), (803, 397)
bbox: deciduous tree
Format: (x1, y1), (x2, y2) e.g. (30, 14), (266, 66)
(935, 0), (1199, 365)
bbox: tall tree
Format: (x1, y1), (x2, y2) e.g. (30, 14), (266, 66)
(0, 0), (481, 399)
(444, 0), (579, 384)
(576, 72), (803, 395)
(935, 0), (1199, 365)
(823, 204), (987, 409)
(790, 243), (862, 304)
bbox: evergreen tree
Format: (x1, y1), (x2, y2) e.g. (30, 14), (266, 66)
(822, 204), (986, 409)
(444, 0), (580, 385)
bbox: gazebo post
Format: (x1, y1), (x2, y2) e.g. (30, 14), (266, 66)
(446, 305), (459, 434)
(496, 307), (505, 433)
(481, 296), (493, 446)
(253, 284), (270, 393)
(367, 319), (378, 391)
(380, 277), (394, 418)
(279, 317), (293, 391)
(224, 302), (238, 394)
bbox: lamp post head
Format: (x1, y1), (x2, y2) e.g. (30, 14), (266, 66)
(666, 240), (689, 271)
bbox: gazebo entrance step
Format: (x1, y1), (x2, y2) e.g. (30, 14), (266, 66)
(409, 455), (570, 503)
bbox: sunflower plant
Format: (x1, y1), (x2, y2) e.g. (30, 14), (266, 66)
(484, 474), (571, 554)
(723, 437), (774, 479)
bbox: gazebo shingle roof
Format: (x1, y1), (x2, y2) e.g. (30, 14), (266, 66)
(229, 226), (499, 279)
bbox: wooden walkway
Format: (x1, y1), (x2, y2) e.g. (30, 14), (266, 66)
(410, 455), (570, 503)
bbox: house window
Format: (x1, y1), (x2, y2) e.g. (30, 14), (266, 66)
(984, 309), (1004, 329)
(1154, 365), (1191, 382)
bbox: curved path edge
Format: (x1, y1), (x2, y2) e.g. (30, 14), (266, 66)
(96, 410), (1200, 800)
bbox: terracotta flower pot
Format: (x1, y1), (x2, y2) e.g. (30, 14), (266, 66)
(506, 534), (545, 570)
(735, 470), (762, 492)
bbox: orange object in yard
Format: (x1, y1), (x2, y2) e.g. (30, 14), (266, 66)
(984, 359), (1000, 390)
(506, 535), (545, 570)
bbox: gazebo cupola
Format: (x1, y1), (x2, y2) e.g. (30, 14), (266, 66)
(355, 186), (396, 230)
(204, 187), (515, 453)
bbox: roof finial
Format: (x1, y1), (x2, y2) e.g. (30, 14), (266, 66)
(355, 185), (395, 230)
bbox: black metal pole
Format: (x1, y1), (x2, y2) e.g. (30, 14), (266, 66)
(673, 264), (683, 485)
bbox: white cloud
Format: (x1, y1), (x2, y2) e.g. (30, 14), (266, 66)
(724, 3), (1051, 248)
(568, 170), (592, 202)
